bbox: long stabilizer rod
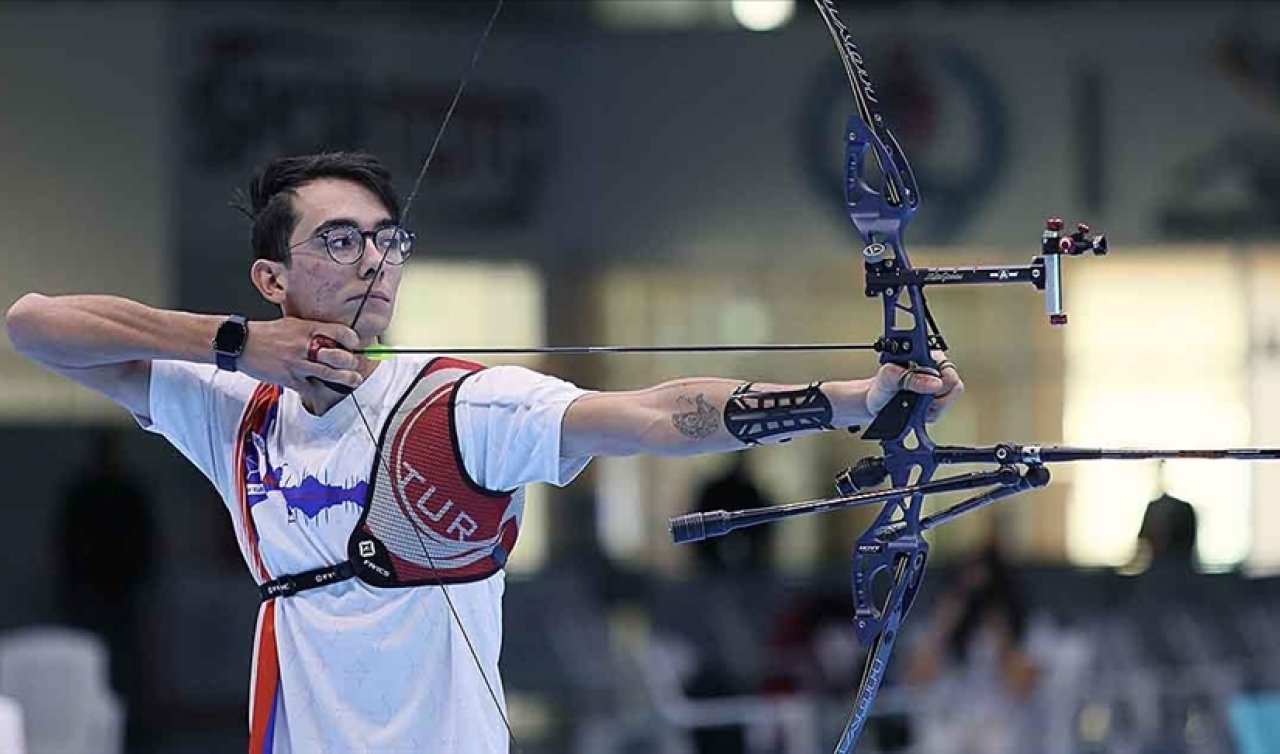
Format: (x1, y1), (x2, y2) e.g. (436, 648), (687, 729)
(934, 444), (1280, 465)
(669, 467), (1019, 544)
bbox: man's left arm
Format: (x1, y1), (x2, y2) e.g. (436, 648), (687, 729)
(561, 363), (963, 458)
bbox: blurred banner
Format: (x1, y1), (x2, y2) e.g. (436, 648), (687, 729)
(165, 3), (1280, 306)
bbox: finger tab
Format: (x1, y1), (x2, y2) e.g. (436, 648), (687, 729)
(308, 335), (340, 362)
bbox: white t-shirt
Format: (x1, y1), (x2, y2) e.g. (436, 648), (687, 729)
(142, 355), (591, 754)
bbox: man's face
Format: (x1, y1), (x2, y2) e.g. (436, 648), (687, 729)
(281, 178), (404, 341)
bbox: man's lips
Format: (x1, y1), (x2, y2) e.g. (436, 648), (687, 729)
(348, 292), (392, 303)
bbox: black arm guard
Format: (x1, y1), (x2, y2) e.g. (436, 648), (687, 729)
(723, 382), (835, 445)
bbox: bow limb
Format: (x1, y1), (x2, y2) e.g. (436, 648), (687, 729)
(812, 1), (939, 750)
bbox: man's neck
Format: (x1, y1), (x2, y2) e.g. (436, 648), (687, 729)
(297, 354), (380, 416)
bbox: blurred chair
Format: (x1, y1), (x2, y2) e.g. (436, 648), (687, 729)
(0, 695), (27, 754)
(1229, 692), (1280, 754)
(505, 570), (818, 754)
(631, 633), (820, 754)
(0, 626), (123, 754)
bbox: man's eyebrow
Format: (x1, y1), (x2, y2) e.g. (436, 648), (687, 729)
(309, 217), (359, 237)
(308, 217), (396, 236)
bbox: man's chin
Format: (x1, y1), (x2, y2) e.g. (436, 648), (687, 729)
(354, 318), (391, 346)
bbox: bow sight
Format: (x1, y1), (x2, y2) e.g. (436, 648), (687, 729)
(863, 217), (1107, 334)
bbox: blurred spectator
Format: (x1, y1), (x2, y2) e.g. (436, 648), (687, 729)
(901, 538), (1040, 754)
(1216, 27), (1280, 111)
(762, 584), (911, 751)
(762, 586), (906, 747)
(1131, 460), (1198, 573)
(691, 453), (774, 573)
(1136, 490), (1198, 570)
(53, 428), (158, 753)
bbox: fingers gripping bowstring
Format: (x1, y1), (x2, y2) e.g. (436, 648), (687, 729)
(340, 1), (519, 749)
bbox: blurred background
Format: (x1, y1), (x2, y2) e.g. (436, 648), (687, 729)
(3, 0), (1280, 752)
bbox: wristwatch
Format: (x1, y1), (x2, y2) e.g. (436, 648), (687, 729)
(212, 314), (249, 372)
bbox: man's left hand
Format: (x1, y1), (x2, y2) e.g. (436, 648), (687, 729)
(865, 351), (964, 424)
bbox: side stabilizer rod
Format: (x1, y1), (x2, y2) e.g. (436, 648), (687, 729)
(669, 466), (1020, 544)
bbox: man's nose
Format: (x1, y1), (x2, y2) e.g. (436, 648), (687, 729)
(358, 237), (388, 276)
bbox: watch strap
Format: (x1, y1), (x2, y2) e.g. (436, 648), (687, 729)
(213, 314), (248, 372)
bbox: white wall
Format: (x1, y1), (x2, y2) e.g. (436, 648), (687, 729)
(0, 1), (172, 419)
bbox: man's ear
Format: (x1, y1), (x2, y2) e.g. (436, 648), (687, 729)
(250, 258), (288, 305)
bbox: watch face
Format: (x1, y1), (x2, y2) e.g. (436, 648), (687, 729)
(215, 320), (247, 355)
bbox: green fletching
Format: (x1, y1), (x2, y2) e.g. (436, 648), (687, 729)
(365, 343), (393, 361)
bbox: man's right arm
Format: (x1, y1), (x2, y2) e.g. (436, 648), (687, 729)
(4, 294), (225, 422)
(4, 293), (363, 423)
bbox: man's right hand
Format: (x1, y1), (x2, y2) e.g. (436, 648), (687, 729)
(238, 317), (363, 393)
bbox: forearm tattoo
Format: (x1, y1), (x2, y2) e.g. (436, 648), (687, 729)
(723, 382), (834, 445)
(671, 393), (721, 440)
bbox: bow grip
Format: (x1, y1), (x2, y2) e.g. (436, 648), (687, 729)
(861, 390), (922, 440)
(307, 335), (355, 396)
(862, 357), (941, 440)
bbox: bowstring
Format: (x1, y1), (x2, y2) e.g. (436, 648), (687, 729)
(339, 0), (519, 748)
(351, 0), (504, 324)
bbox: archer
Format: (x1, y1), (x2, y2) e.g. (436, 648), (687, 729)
(4, 151), (963, 753)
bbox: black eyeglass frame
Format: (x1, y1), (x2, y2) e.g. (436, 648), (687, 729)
(288, 223), (417, 266)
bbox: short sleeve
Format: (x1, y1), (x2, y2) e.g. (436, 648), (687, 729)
(141, 360), (257, 493)
(453, 365), (594, 491)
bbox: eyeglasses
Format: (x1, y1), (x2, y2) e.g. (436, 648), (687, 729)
(290, 223), (416, 265)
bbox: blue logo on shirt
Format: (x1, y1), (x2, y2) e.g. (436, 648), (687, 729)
(244, 429), (367, 520)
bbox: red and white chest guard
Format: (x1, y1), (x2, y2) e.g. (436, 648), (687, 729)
(349, 357), (522, 587)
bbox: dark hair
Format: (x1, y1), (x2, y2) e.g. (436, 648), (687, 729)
(234, 152), (402, 263)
